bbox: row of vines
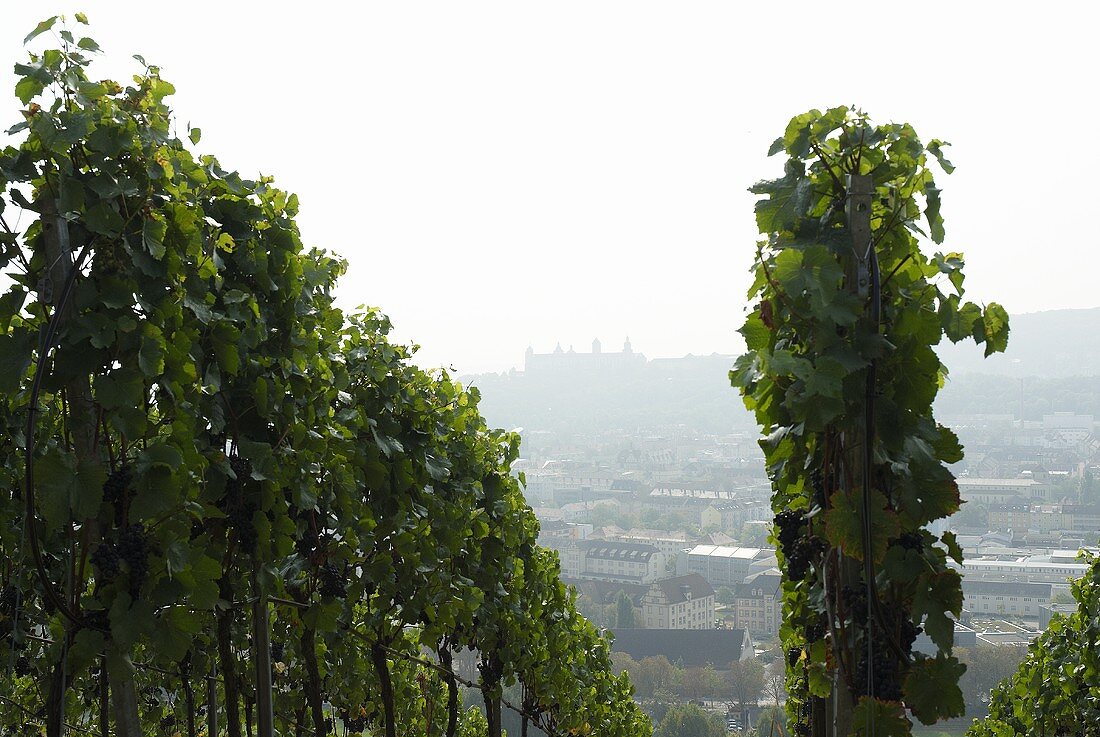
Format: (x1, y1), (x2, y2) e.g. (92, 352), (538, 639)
(0, 16), (647, 737)
(732, 108), (1010, 736)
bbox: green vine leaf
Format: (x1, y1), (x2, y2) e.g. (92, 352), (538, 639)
(823, 489), (900, 563)
(851, 697), (910, 737)
(0, 327), (34, 393)
(903, 654), (966, 725)
(912, 570), (963, 652)
(980, 303), (1010, 356)
(750, 159), (811, 233)
(24, 16), (59, 44)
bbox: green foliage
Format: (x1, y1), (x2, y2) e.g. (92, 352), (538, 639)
(727, 658), (766, 713)
(732, 108), (1009, 735)
(615, 590), (637, 629)
(967, 552), (1100, 737)
(955, 646), (1028, 717)
(716, 586), (736, 606)
(653, 704), (726, 737)
(753, 704), (788, 737)
(0, 16), (649, 737)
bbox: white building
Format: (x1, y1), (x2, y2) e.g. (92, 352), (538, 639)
(731, 569), (782, 638)
(953, 556), (1090, 585)
(576, 541), (666, 584)
(957, 478), (1048, 504)
(680, 545), (777, 587)
(641, 574), (716, 629)
(962, 580), (1051, 618)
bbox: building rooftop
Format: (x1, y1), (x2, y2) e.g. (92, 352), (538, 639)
(958, 478), (1045, 487)
(735, 569), (782, 598)
(580, 541), (660, 561)
(1050, 548), (1099, 562)
(649, 488), (742, 501)
(686, 545), (771, 559)
(962, 580), (1052, 597)
(647, 574), (716, 604)
(960, 558), (1089, 573)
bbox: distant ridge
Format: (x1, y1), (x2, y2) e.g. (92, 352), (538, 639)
(465, 352), (751, 434)
(466, 309), (1100, 436)
(938, 307), (1100, 378)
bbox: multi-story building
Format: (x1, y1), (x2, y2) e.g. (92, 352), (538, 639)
(957, 477), (1048, 504)
(536, 519), (592, 579)
(731, 569), (782, 638)
(954, 555), (1089, 585)
(962, 580), (1051, 617)
(680, 545), (777, 587)
(576, 541), (666, 584)
(986, 501), (1100, 536)
(700, 500), (771, 532)
(600, 528), (693, 558)
(641, 574), (716, 629)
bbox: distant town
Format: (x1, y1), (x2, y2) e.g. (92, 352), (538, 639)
(466, 322), (1100, 731)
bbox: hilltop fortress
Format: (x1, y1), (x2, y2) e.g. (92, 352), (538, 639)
(524, 338), (646, 374)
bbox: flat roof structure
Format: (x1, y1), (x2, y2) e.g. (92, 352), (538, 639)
(685, 545), (767, 559)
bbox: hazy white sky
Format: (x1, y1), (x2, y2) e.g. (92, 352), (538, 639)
(4, 3), (1098, 373)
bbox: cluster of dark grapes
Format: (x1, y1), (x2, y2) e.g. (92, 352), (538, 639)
(789, 537), (826, 582)
(103, 466), (133, 504)
(775, 510), (826, 582)
(841, 585), (869, 626)
(774, 510), (803, 553)
(14, 656), (30, 677)
(227, 503), (258, 553)
(786, 647), (802, 668)
(899, 618), (921, 651)
(295, 517), (319, 558)
(788, 672), (812, 737)
(91, 542), (121, 581)
(0, 585), (17, 614)
(83, 610), (110, 633)
(849, 594), (921, 702)
(339, 709), (367, 733)
(896, 531), (924, 552)
(229, 456), (252, 485)
(117, 524), (150, 596)
(855, 629), (902, 701)
(810, 468), (826, 508)
(103, 466), (134, 526)
(270, 642), (285, 663)
(805, 622), (824, 643)
(319, 563), (347, 599)
(225, 457), (259, 553)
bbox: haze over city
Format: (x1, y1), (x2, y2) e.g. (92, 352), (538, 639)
(7, 4), (1100, 736)
(4, 2), (1098, 373)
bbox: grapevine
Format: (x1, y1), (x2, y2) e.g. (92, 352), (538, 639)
(733, 107), (1009, 736)
(0, 14), (650, 737)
